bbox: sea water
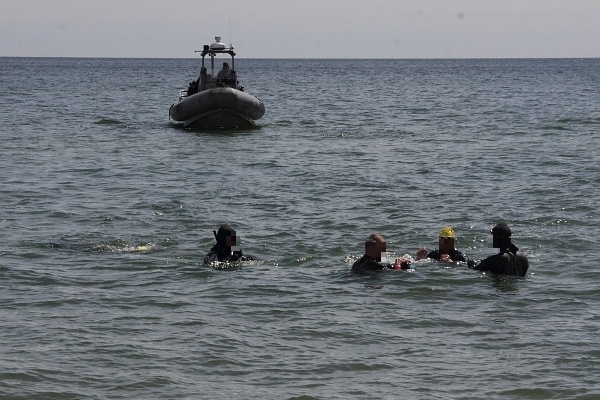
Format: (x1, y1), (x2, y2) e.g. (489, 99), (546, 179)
(1, 57), (599, 399)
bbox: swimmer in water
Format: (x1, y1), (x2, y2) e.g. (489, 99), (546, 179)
(470, 222), (530, 277)
(415, 226), (473, 265)
(351, 233), (411, 272)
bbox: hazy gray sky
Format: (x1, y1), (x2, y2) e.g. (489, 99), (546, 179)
(1, 0), (599, 58)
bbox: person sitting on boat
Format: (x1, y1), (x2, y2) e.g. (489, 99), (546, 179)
(351, 233), (411, 272)
(216, 62), (233, 79)
(470, 223), (529, 277)
(199, 66), (214, 89)
(187, 79), (199, 96)
(204, 224), (253, 264)
(415, 226), (473, 265)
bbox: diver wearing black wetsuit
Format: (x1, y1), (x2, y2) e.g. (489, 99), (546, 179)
(204, 225), (253, 263)
(351, 233), (411, 272)
(471, 223), (529, 277)
(416, 227), (473, 265)
(352, 254), (396, 272)
(423, 249), (471, 263)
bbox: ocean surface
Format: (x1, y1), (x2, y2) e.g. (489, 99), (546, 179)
(1, 56), (599, 399)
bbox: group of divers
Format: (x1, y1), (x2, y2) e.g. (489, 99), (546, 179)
(205, 222), (530, 277)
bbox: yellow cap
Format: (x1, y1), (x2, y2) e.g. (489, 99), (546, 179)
(439, 227), (456, 239)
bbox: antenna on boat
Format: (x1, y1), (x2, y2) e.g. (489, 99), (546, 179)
(229, 18), (233, 48)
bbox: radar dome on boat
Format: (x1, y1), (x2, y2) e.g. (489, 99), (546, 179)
(210, 36), (226, 50)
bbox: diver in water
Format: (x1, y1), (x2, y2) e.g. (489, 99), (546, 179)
(470, 223), (529, 277)
(351, 233), (411, 272)
(415, 226), (473, 265)
(204, 225), (253, 264)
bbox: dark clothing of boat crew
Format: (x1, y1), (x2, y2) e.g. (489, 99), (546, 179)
(351, 233), (411, 272)
(187, 80), (199, 95)
(416, 227), (473, 265)
(471, 223), (529, 277)
(216, 62), (233, 79)
(204, 224), (253, 263)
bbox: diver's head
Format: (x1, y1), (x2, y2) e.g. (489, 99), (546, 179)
(222, 62), (229, 69)
(215, 225), (238, 250)
(365, 233), (386, 262)
(438, 226), (456, 254)
(491, 222), (512, 250)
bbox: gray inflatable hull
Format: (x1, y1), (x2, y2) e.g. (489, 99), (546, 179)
(169, 87), (265, 130)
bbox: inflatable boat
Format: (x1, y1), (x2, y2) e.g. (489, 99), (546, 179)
(169, 37), (265, 130)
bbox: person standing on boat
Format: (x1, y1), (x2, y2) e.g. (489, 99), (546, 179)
(351, 233), (411, 272)
(204, 225), (253, 263)
(415, 226), (473, 265)
(470, 223), (530, 277)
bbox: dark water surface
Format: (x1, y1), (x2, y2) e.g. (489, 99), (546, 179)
(1, 57), (600, 399)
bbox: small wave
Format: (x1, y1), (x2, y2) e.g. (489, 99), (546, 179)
(84, 242), (158, 253)
(272, 120), (293, 127)
(207, 258), (261, 270)
(0, 371), (43, 383)
(557, 117), (600, 125)
(321, 132), (346, 138)
(150, 201), (186, 215)
(44, 240), (160, 253)
(287, 396), (321, 400)
(541, 124), (572, 131)
(209, 261), (243, 270)
(94, 118), (124, 125)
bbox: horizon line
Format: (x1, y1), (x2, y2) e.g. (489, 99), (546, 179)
(1, 55), (599, 60)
